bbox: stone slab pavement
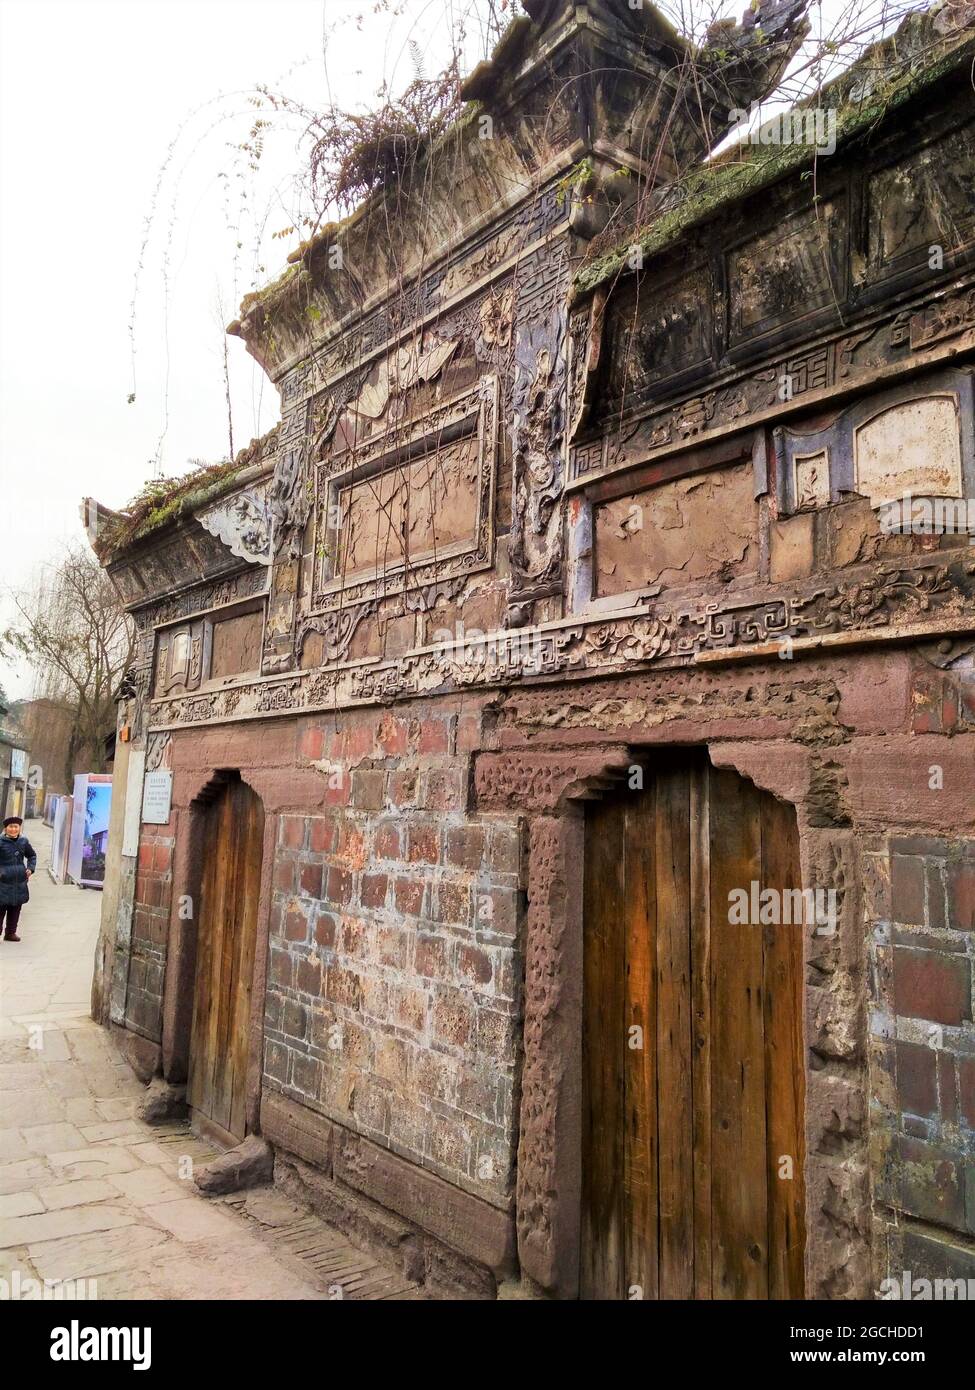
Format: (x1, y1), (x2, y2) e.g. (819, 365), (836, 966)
(0, 819), (420, 1300)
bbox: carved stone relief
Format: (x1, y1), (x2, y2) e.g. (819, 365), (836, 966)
(198, 483), (272, 563)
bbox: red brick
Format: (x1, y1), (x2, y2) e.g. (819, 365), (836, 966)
(431, 991), (474, 1048)
(299, 861), (324, 898)
(408, 823), (440, 864)
(388, 771), (418, 809)
(959, 1056), (975, 1127)
(284, 901), (310, 943)
(374, 924), (408, 969)
(374, 821), (402, 861)
(424, 770), (465, 812)
(456, 943), (493, 988)
(281, 815), (306, 850)
(344, 724), (375, 760)
(268, 947), (293, 989)
(326, 965), (362, 1009)
(340, 915), (367, 955)
(457, 711), (481, 753)
(137, 844), (153, 872)
(296, 954), (323, 997)
(360, 873), (388, 909)
(314, 911), (338, 950)
(437, 881), (471, 926)
(274, 859), (296, 894)
(894, 1041), (938, 1117)
(415, 933), (449, 980)
(264, 1040), (289, 1086)
(390, 985), (427, 1033)
(394, 877), (424, 916)
(445, 825), (485, 872)
(946, 861), (975, 932)
(893, 948), (972, 1025)
(938, 1051), (958, 1124)
(326, 865), (353, 905)
(417, 718), (449, 754)
(152, 843), (172, 874)
(323, 775), (351, 808)
(309, 816), (337, 854)
(351, 768), (386, 811)
(890, 856), (925, 925)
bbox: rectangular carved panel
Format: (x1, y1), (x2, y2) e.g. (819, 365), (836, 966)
(728, 200), (844, 346)
(594, 461), (759, 597)
(313, 379), (496, 611)
(866, 121), (975, 278)
(209, 608), (263, 681)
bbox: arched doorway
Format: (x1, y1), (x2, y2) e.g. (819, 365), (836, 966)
(581, 750), (806, 1299)
(187, 773), (264, 1144)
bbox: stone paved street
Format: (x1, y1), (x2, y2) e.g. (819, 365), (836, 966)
(0, 820), (419, 1300)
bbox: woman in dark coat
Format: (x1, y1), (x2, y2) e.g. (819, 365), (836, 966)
(0, 815), (37, 941)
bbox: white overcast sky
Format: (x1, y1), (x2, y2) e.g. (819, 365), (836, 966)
(0, 0), (900, 699)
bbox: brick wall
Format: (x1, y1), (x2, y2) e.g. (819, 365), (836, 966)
(262, 709), (524, 1208)
(124, 817), (175, 1041)
(869, 835), (975, 1279)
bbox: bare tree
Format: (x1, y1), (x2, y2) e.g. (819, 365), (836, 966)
(1, 547), (134, 790)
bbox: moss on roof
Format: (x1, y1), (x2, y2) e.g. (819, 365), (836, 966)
(95, 425), (279, 563)
(573, 14), (975, 299)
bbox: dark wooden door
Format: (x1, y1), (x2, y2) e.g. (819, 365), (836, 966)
(187, 776), (264, 1143)
(581, 752), (805, 1300)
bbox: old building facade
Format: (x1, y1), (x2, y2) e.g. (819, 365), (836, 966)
(90, 1), (975, 1299)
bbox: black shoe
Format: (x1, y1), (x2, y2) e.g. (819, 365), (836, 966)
(4, 933), (20, 941)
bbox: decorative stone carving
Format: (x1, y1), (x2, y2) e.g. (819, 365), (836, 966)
(268, 445), (308, 563)
(198, 484), (272, 563)
(313, 378), (498, 611)
(147, 558), (975, 730)
(510, 314), (567, 597)
(296, 602), (376, 666)
(570, 276), (975, 488)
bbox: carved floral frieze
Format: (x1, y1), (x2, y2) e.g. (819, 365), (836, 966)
(146, 559), (975, 730)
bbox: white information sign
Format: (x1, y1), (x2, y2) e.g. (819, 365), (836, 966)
(141, 769), (173, 825)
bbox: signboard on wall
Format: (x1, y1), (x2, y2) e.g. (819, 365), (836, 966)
(141, 770), (173, 826)
(10, 748), (27, 779)
(122, 750), (146, 857)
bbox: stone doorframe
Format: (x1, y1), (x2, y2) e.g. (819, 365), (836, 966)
(159, 768), (277, 1142)
(473, 739), (871, 1301)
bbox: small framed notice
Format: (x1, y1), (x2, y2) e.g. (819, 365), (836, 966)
(141, 769), (173, 825)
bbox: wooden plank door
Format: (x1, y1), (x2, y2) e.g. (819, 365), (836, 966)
(581, 751), (806, 1299)
(187, 776), (264, 1143)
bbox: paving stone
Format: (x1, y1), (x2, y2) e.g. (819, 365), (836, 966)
(107, 1168), (187, 1206)
(0, 1191), (44, 1218)
(20, 1123), (87, 1155)
(46, 1147), (143, 1179)
(0, 1202), (135, 1246)
(27, 1225), (175, 1280)
(142, 1198), (242, 1242)
(36, 1179), (120, 1210)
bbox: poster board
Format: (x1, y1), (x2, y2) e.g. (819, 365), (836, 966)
(49, 796), (72, 883)
(66, 773), (113, 888)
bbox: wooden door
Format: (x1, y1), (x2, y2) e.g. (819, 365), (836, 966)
(187, 776), (264, 1143)
(581, 752), (806, 1300)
